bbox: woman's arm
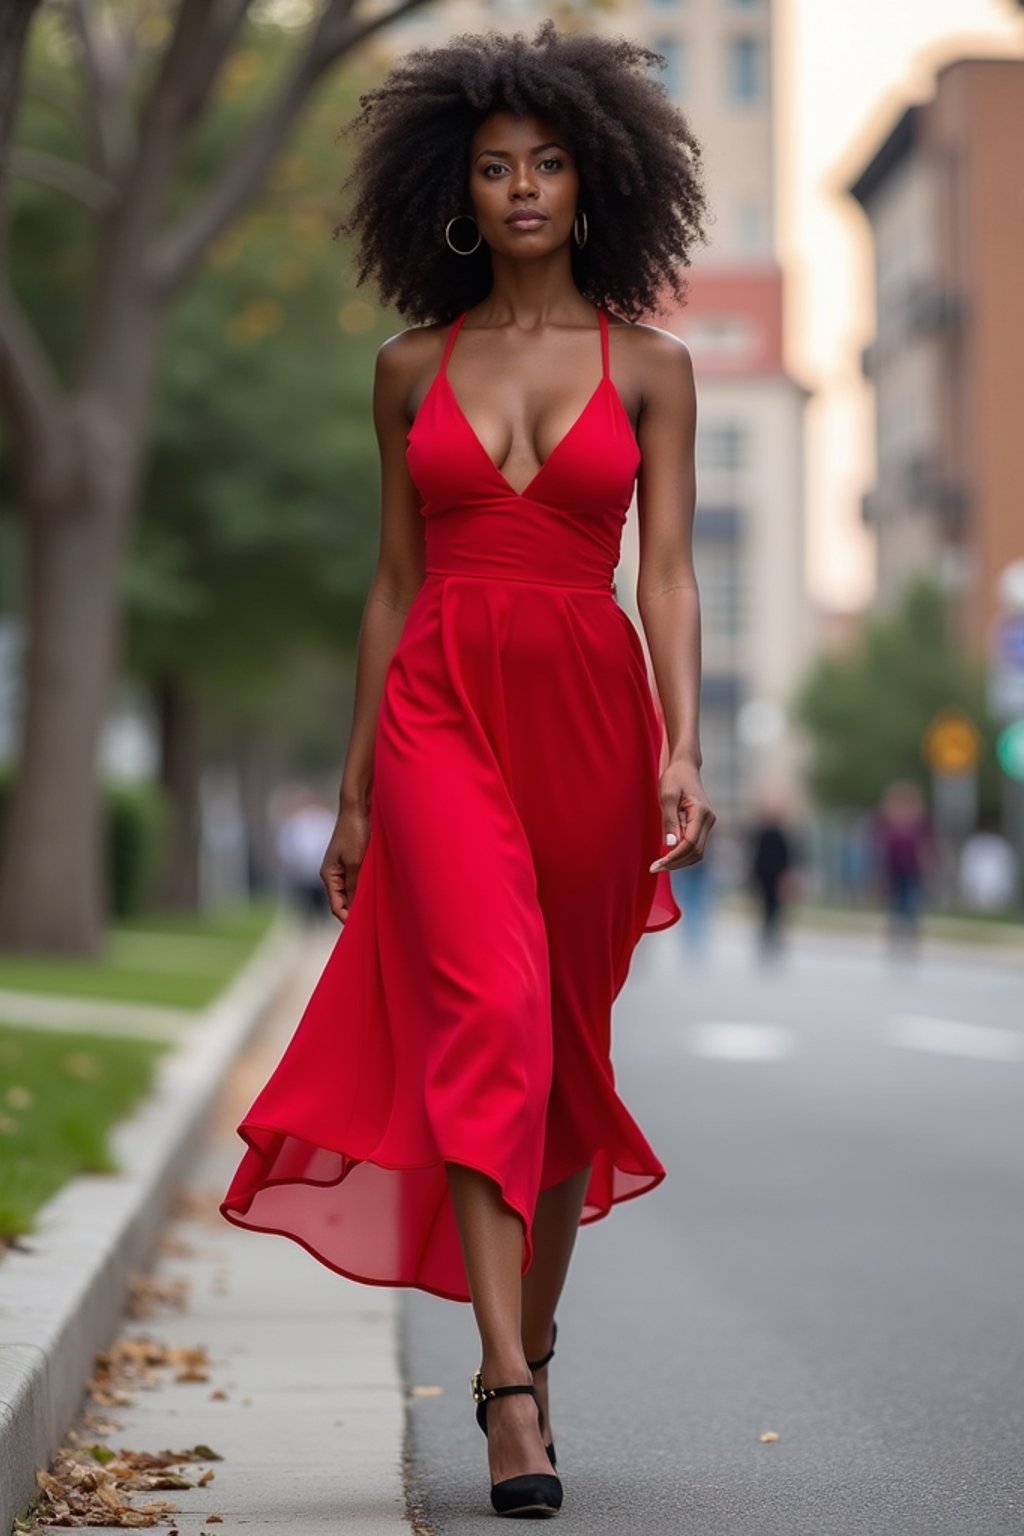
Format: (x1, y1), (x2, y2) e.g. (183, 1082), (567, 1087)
(632, 328), (716, 872)
(321, 332), (427, 922)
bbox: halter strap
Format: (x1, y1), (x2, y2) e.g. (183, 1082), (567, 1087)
(598, 307), (610, 379)
(440, 311), (469, 375)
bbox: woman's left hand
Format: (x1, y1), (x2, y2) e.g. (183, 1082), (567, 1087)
(650, 760), (716, 873)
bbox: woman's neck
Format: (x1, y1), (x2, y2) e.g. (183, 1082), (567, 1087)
(474, 253), (594, 329)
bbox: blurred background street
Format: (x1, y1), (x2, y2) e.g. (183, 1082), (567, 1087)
(406, 913), (1024, 1534)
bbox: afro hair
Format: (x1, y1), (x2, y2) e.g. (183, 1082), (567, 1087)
(337, 19), (709, 325)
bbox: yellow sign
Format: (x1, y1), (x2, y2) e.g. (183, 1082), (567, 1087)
(921, 708), (982, 773)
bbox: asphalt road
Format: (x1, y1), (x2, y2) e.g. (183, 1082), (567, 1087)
(403, 916), (1024, 1536)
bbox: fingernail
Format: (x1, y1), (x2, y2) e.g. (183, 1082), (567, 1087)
(650, 862), (662, 873)
(666, 833), (678, 846)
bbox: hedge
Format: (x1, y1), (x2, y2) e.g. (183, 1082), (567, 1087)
(0, 767), (169, 919)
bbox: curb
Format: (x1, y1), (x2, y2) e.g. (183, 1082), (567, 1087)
(0, 912), (304, 1534)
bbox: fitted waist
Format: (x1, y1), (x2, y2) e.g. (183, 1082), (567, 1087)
(423, 507), (621, 592)
(426, 565), (614, 593)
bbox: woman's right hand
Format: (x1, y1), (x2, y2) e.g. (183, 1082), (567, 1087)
(320, 803), (371, 924)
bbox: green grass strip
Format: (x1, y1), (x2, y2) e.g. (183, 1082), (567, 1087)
(0, 901), (277, 1010)
(0, 1023), (171, 1241)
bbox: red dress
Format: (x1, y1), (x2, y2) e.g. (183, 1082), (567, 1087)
(219, 308), (681, 1302)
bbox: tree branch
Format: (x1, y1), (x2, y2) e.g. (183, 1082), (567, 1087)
(7, 146), (118, 210)
(88, 0), (253, 312)
(147, 0), (433, 296)
(0, 283), (67, 499)
(67, 0), (137, 180)
(171, 0), (255, 129)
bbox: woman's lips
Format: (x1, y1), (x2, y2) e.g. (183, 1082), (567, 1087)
(505, 213), (548, 229)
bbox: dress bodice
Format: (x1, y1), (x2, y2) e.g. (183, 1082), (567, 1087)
(405, 308), (641, 590)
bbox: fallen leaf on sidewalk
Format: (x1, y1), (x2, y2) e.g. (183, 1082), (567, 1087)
(157, 1233), (196, 1258)
(127, 1271), (190, 1319)
(88, 1334), (216, 1405)
(22, 1444), (226, 1530)
(172, 1184), (229, 1227)
(29, 1450), (182, 1528)
(759, 1430), (780, 1442)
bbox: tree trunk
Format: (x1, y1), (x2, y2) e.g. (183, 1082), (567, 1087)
(0, 330), (161, 954)
(237, 732), (288, 896)
(0, 0), (437, 955)
(155, 676), (201, 910)
(0, 491), (123, 954)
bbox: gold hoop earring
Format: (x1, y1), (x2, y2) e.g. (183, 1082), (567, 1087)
(445, 215), (482, 255)
(573, 210), (588, 249)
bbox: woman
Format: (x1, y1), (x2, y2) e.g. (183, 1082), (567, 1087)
(220, 22), (714, 1519)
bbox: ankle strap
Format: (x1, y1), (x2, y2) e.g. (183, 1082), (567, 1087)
(471, 1371), (537, 1405)
(526, 1319), (557, 1373)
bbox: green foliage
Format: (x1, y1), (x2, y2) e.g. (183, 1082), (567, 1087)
(795, 578), (1001, 814)
(123, 37), (395, 711)
(106, 782), (170, 918)
(0, 768), (168, 919)
(3, 14), (98, 385)
(3, 16), (401, 725)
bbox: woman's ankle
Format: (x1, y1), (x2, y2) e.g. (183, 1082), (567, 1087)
(521, 1315), (556, 1364)
(479, 1349), (531, 1386)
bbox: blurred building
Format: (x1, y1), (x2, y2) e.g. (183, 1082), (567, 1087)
(386, 0), (814, 826)
(622, 0), (812, 825)
(850, 57), (1024, 652)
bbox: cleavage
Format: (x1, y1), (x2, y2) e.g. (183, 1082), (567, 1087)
(451, 377), (601, 494)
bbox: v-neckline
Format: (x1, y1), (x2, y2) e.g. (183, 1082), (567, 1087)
(440, 372), (609, 501)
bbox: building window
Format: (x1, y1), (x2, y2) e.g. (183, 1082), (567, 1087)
(737, 198), (764, 252)
(727, 36), (763, 105)
(695, 537), (747, 653)
(698, 422), (749, 472)
(684, 313), (757, 364)
(654, 36), (687, 101)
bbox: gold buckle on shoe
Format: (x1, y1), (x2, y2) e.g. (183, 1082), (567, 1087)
(470, 1370), (494, 1404)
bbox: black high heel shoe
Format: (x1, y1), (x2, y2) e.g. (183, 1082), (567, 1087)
(471, 1371), (563, 1518)
(526, 1319), (558, 1469)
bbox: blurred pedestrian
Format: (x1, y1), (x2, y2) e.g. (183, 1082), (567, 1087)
(275, 789), (335, 922)
(871, 780), (934, 955)
(748, 791), (798, 961)
(958, 816), (1018, 913)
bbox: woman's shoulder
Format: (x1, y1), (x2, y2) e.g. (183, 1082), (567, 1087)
(609, 314), (692, 366)
(608, 315), (694, 397)
(374, 319), (453, 384)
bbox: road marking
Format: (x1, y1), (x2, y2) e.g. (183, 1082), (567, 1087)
(686, 1022), (796, 1061)
(888, 1014), (1024, 1062)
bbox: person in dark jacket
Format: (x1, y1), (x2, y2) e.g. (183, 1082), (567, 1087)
(748, 792), (797, 960)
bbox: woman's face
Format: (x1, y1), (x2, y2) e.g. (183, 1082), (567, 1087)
(466, 111), (580, 258)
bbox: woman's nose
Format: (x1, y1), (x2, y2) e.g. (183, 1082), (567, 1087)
(509, 166), (538, 199)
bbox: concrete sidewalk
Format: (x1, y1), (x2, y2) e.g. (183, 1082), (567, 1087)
(9, 934), (408, 1534)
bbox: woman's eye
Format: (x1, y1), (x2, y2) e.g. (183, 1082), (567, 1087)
(539, 158), (562, 171)
(483, 163), (507, 177)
